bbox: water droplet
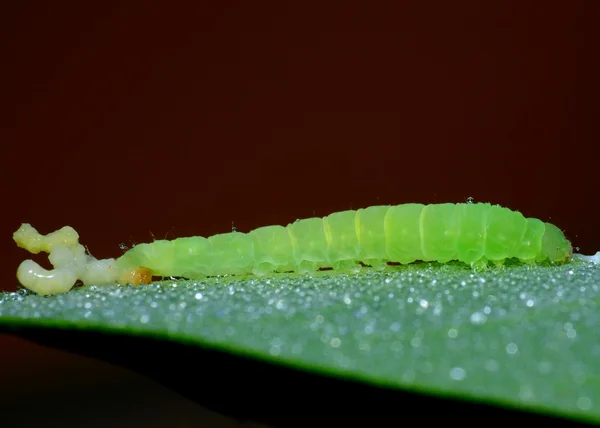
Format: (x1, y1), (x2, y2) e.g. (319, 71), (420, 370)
(506, 342), (519, 354)
(449, 367), (466, 380)
(402, 370), (416, 383)
(359, 341), (371, 352)
(330, 337), (341, 348)
(466, 196), (475, 204)
(140, 314), (150, 324)
(410, 337), (421, 347)
(419, 299), (429, 308)
(447, 328), (458, 338)
(470, 311), (487, 325)
(577, 396), (592, 410)
(195, 292), (203, 300)
(484, 359), (499, 372)
(519, 384), (535, 401)
(537, 361), (552, 374)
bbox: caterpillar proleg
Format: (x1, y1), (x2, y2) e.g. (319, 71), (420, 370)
(13, 202), (575, 295)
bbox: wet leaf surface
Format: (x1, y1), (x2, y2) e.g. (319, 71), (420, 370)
(1, 261), (599, 426)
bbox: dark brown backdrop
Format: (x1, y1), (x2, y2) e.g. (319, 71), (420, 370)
(1, 2), (598, 427)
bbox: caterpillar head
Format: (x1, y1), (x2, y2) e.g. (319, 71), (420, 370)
(541, 222), (572, 263)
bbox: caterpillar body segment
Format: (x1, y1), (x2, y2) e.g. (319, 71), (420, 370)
(13, 202), (574, 295)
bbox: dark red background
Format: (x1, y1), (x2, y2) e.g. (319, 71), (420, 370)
(1, 2), (598, 426)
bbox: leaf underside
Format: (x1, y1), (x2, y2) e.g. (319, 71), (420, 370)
(1, 260), (600, 426)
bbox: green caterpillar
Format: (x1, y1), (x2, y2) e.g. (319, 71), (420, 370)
(12, 202), (573, 295)
(117, 202), (572, 277)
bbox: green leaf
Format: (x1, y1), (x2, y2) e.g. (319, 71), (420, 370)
(1, 261), (600, 426)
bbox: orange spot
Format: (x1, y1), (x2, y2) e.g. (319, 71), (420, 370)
(120, 267), (153, 286)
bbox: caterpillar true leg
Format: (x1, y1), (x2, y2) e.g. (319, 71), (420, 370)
(12, 223), (151, 296)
